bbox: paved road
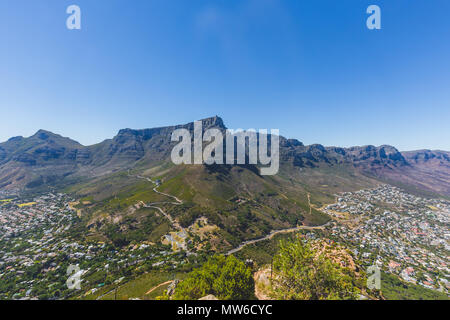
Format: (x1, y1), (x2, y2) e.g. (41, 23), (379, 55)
(130, 173), (184, 231)
(226, 221), (332, 255)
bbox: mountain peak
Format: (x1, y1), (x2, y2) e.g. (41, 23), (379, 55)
(199, 115), (226, 130)
(33, 129), (55, 140)
(7, 136), (24, 143)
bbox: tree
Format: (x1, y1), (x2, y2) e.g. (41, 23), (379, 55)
(272, 238), (360, 300)
(173, 255), (254, 300)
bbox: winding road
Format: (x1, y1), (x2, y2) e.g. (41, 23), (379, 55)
(130, 172), (184, 231)
(129, 170), (333, 257)
(226, 221), (332, 255)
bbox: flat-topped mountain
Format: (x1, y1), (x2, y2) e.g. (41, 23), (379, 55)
(0, 116), (226, 189)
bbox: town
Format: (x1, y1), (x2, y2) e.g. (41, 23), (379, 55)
(1, 184), (448, 299)
(324, 185), (449, 293)
(0, 192), (200, 300)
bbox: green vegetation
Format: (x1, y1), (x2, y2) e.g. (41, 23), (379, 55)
(103, 208), (170, 247)
(173, 255), (254, 300)
(381, 272), (449, 300)
(235, 231), (310, 265)
(60, 161), (335, 254)
(272, 238), (360, 300)
(90, 270), (187, 300)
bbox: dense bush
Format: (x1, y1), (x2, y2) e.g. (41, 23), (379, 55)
(272, 238), (360, 300)
(173, 255), (254, 300)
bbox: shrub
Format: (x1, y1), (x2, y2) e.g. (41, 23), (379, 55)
(173, 255), (254, 300)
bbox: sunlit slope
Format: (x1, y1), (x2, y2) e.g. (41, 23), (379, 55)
(66, 162), (335, 251)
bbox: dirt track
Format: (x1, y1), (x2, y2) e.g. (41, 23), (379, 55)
(145, 280), (174, 295)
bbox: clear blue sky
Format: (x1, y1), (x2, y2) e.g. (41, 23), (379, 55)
(1, 0), (449, 151)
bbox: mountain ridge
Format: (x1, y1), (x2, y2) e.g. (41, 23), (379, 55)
(0, 116), (448, 197)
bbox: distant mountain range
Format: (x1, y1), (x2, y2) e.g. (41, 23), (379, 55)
(0, 116), (449, 197)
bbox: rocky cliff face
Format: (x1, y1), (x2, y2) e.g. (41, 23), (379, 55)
(280, 141), (408, 171)
(84, 115), (227, 171)
(402, 150), (450, 164)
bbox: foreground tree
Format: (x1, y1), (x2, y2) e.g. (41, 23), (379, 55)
(173, 255), (254, 300)
(272, 238), (360, 300)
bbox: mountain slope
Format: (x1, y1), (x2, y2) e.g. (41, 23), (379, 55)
(387, 150), (450, 197)
(0, 130), (84, 189)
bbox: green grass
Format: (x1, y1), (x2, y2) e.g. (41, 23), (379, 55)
(233, 231), (309, 265)
(381, 272), (449, 300)
(88, 271), (187, 300)
(61, 162), (335, 252)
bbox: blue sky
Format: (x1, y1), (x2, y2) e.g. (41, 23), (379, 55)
(0, 0), (449, 151)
